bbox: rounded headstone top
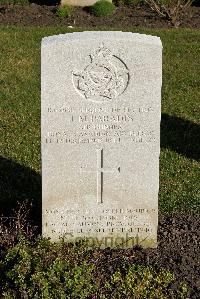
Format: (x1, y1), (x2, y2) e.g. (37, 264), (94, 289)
(42, 31), (162, 47)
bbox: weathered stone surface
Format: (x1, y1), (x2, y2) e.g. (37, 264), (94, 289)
(41, 31), (162, 248)
(60, 0), (111, 7)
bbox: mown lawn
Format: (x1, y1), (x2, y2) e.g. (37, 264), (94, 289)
(0, 26), (199, 214)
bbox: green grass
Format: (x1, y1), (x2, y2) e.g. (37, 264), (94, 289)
(0, 26), (199, 213)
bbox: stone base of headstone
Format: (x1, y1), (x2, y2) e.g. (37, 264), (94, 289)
(61, 0), (112, 7)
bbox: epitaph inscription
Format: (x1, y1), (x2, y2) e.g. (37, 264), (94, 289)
(41, 32), (162, 248)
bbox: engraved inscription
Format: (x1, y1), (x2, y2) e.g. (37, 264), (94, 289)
(45, 130), (155, 145)
(72, 45), (129, 102)
(45, 105), (156, 145)
(45, 208), (157, 237)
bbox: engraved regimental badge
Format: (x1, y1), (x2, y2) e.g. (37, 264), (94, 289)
(72, 45), (130, 102)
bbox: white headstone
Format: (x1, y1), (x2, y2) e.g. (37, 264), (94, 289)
(61, 0), (112, 7)
(41, 31), (162, 248)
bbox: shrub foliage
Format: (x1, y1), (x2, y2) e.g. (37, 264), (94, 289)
(144, 0), (195, 26)
(56, 5), (73, 18)
(90, 0), (116, 17)
(0, 204), (188, 298)
(0, 235), (188, 298)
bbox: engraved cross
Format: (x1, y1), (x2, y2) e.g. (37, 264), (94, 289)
(80, 149), (120, 204)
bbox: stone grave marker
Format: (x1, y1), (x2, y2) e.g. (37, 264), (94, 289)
(41, 31), (162, 248)
(61, 0), (112, 7)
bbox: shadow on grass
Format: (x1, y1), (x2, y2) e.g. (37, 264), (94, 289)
(0, 114), (199, 229)
(161, 113), (200, 161)
(0, 156), (41, 230)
